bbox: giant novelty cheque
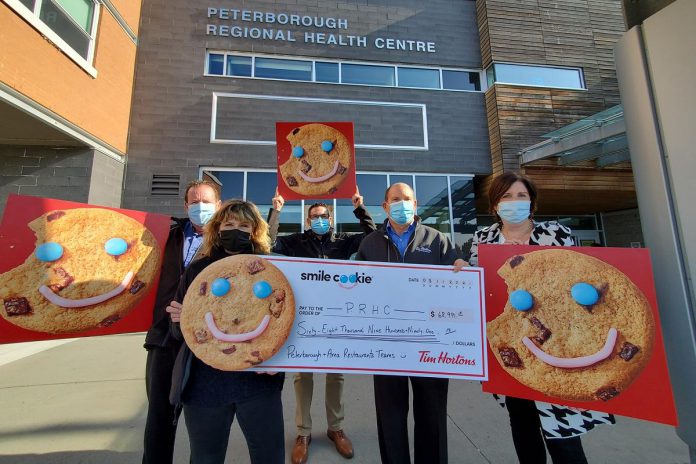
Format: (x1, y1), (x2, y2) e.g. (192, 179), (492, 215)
(180, 255), (487, 380)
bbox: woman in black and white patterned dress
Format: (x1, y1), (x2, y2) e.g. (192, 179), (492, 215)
(469, 172), (613, 464)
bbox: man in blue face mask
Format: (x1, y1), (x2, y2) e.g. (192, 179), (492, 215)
(355, 182), (467, 464)
(267, 187), (376, 464)
(142, 180), (220, 464)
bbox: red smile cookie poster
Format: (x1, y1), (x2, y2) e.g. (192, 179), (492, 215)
(480, 244), (677, 425)
(276, 122), (357, 200)
(0, 194), (170, 344)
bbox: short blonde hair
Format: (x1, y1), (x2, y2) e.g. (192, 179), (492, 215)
(200, 199), (271, 256)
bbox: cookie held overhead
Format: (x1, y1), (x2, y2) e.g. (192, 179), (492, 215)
(181, 255), (295, 371)
(0, 208), (160, 333)
(487, 249), (655, 402)
(279, 123), (351, 196)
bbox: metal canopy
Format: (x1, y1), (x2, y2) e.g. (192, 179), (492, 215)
(519, 104), (629, 167)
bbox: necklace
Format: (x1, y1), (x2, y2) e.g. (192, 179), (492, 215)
(501, 219), (534, 243)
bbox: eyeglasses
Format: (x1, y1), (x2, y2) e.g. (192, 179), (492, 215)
(309, 214), (330, 220)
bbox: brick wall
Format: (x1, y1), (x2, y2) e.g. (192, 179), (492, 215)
(602, 209), (645, 247)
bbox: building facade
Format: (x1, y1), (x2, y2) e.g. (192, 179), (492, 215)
(0, 0), (141, 215)
(123, 0), (489, 254)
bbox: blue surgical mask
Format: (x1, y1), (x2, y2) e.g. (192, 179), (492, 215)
(188, 202), (216, 227)
(497, 200), (531, 224)
(310, 217), (330, 235)
(389, 200), (415, 225)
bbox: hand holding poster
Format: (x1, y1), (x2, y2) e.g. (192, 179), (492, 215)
(276, 122), (357, 200)
(480, 244), (677, 425)
(0, 194), (170, 343)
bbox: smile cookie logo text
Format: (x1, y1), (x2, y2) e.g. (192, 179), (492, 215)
(300, 269), (373, 289)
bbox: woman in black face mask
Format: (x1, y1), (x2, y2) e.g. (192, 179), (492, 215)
(167, 199), (283, 464)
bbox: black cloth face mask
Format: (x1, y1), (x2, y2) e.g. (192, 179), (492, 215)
(219, 229), (253, 253)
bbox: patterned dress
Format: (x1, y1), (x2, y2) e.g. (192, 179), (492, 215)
(470, 221), (615, 439)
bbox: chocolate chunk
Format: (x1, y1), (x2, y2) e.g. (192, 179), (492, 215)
(246, 259), (265, 275)
(251, 351), (260, 357)
(529, 317), (552, 344)
(47, 211), (66, 221)
(300, 159), (312, 173)
(328, 187), (338, 194)
(286, 176), (298, 187)
(292, 127), (300, 135)
(48, 267), (74, 292)
(99, 315), (121, 327)
(499, 346), (523, 368)
(596, 386), (620, 401)
(245, 358), (263, 365)
(129, 279), (146, 294)
(194, 328), (210, 343)
(222, 345), (237, 354)
(199, 281), (208, 296)
(232, 318), (240, 325)
(619, 342), (640, 361)
(4, 297), (32, 316)
(510, 255), (524, 268)
(337, 163), (347, 175)
(269, 289), (286, 318)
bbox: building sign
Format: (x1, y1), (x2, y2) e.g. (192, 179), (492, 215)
(206, 8), (437, 53)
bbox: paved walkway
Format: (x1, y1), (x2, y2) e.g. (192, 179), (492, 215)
(0, 334), (689, 463)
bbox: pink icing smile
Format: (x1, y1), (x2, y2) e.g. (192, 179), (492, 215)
(205, 312), (270, 342)
(522, 328), (618, 368)
(39, 271), (134, 308)
(298, 160), (338, 183)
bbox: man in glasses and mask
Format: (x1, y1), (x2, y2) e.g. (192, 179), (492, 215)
(142, 180), (221, 464)
(267, 187), (376, 464)
(355, 182), (467, 464)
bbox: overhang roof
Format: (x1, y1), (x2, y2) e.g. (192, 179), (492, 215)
(519, 105), (629, 167)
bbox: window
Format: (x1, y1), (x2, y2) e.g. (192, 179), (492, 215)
(202, 169), (476, 251)
(341, 63), (395, 86)
(255, 58), (312, 81)
(227, 55), (252, 77)
(488, 63), (585, 90)
(205, 51), (482, 93)
(208, 54), (224, 75)
(6, 0), (99, 73)
(315, 62), (339, 83)
(397, 67), (440, 89)
(443, 70), (481, 91)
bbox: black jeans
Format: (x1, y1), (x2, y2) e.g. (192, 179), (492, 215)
(183, 390), (284, 464)
(506, 396), (588, 464)
(373, 375), (449, 464)
(143, 343), (181, 464)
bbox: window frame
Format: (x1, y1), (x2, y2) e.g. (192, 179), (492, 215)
(204, 50), (485, 93)
(199, 167), (475, 243)
(486, 62), (586, 91)
(4, 0), (100, 77)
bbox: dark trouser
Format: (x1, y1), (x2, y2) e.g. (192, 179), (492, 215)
(183, 390), (285, 464)
(143, 343), (181, 464)
(506, 396), (588, 464)
(373, 375), (448, 464)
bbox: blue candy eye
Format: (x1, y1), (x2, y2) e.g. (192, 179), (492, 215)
(105, 238), (128, 256)
(340, 275), (348, 283)
(253, 280), (272, 299)
(349, 274), (357, 283)
(292, 146), (304, 158)
(571, 283), (599, 306)
(211, 278), (231, 297)
(35, 242), (63, 262)
(510, 289), (534, 311)
(321, 140), (333, 152)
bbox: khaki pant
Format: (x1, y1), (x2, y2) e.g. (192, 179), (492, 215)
(294, 372), (345, 436)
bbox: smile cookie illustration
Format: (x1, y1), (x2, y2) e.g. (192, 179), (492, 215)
(279, 123), (352, 196)
(487, 249), (655, 402)
(181, 255), (295, 371)
(0, 208), (160, 333)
